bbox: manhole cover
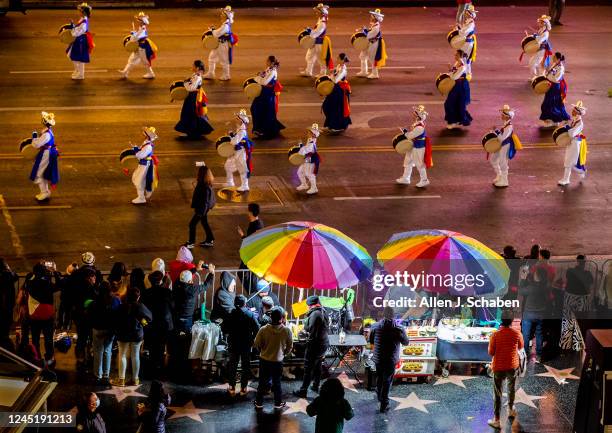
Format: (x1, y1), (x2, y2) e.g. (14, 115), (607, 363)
(217, 187), (265, 203)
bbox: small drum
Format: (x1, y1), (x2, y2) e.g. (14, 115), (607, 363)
(298, 29), (315, 50)
(243, 77), (262, 99)
(531, 75), (551, 94)
(521, 35), (540, 55)
(170, 81), (188, 101)
(435, 73), (455, 96)
(392, 134), (413, 155)
(59, 24), (75, 45)
(123, 35), (139, 53)
(19, 138), (38, 159)
(288, 146), (305, 166)
(447, 29), (464, 49)
(315, 75), (334, 96)
(482, 132), (501, 153)
(119, 148), (137, 166)
(552, 125), (571, 146)
(202, 30), (219, 50)
(350, 32), (369, 51)
(216, 136), (235, 158)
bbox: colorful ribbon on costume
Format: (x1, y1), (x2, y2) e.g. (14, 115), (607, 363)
(321, 36), (334, 70)
(86, 32), (95, 53)
(424, 136), (433, 168)
(338, 80), (351, 118)
(560, 78), (568, 102)
(196, 88), (208, 116)
(469, 34), (477, 64)
(374, 38), (387, 68)
(576, 134), (588, 170)
(273, 81), (283, 114)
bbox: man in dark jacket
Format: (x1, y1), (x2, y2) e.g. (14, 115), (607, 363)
(172, 266), (215, 332)
(0, 259), (18, 351)
(369, 306), (409, 412)
(294, 295), (329, 398)
(75, 392), (106, 433)
(223, 294), (260, 396)
(142, 271), (175, 372)
(210, 271), (236, 323)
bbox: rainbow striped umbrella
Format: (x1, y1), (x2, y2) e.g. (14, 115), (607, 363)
(377, 229), (510, 296)
(240, 221), (373, 289)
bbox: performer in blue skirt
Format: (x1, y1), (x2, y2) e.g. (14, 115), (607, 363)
(251, 56), (285, 139)
(67, 3), (94, 80)
(540, 52), (570, 127)
(444, 50), (472, 129)
(175, 60), (214, 138)
(29, 112), (59, 201)
(322, 53), (352, 133)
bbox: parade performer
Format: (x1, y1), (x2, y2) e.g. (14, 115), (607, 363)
(118, 12), (157, 79)
(225, 110), (253, 192)
(540, 52), (570, 127)
(251, 56), (285, 139)
(296, 123), (321, 195)
(396, 105), (432, 188)
(30, 112), (59, 201)
(175, 60), (214, 138)
(300, 3), (333, 77)
(131, 127), (159, 204)
(456, 4), (477, 75)
(322, 53), (351, 133)
(558, 101), (588, 186)
(522, 15), (552, 78)
(489, 105), (522, 188)
(444, 50), (472, 129)
(67, 3), (94, 80)
(203, 6), (237, 81)
(356, 9), (387, 79)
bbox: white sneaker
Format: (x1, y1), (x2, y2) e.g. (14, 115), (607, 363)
(494, 180), (509, 188)
(558, 179), (570, 186)
(446, 123), (459, 130)
(487, 419), (501, 429)
(203, 72), (215, 80)
(540, 120), (554, 128)
(299, 70), (313, 77)
(143, 72), (155, 79)
(416, 179), (430, 188)
(145, 191), (152, 199)
(356, 71), (368, 77)
(237, 185), (250, 192)
(396, 178), (411, 185)
(118, 70), (127, 79)
(224, 182), (235, 188)
(131, 197), (147, 204)
(367, 72), (380, 80)
(306, 187), (318, 195)
(35, 192), (50, 201)
(72, 75), (85, 80)
(296, 184), (309, 191)
(219, 75), (231, 81)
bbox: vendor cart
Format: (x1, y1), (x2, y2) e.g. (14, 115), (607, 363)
(436, 322), (495, 378)
(394, 335), (437, 383)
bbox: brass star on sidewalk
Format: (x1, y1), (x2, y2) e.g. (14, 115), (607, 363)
(167, 401), (215, 423)
(390, 392), (438, 413)
(337, 372), (360, 393)
(511, 387), (546, 409)
(536, 365), (579, 385)
(206, 382), (258, 393)
(434, 375), (477, 388)
(284, 398), (310, 415)
(98, 385), (146, 403)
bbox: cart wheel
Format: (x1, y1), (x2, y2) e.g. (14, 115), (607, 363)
(441, 368), (450, 378)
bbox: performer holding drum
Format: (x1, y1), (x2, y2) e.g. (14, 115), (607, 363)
(250, 55), (285, 139)
(203, 6), (237, 81)
(522, 15), (552, 78)
(455, 5), (477, 76)
(444, 50), (472, 129)
(295, 124), (322, 195)
(540, 52), (570, 127)
(125, 127), (159, 205)
(395, 105), (432, 188)
(224, 110), (253, 192)
(355, 9), (387, 80)
(322, 53), (351, 133)
(175, 60), (214, 138)
(66, 3), (94, 80)
(26, 112), (59, 201)
(558, 101), (588, 186)
(300, 3), (333, 77)
(487, 105), (522, 188)
(118, 12), (157, 79)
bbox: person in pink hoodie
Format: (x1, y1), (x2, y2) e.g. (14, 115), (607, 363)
(168, 246), (207, 285)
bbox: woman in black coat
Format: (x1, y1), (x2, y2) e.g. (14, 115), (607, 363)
(186, 165), (216, 249)
(137, 380), (170, 433)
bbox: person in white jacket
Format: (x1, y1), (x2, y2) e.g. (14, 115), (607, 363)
(490, 105), (520, 188)
(29, 112), (60, 201)
(296, 124), (322, 195)
(131, 127), (158, 204)
(396, 106), (431, 188)
(225, 110), (253, 192)
(300, 3), (332, 77)
(119, 12), (156, 79)
(203, 6), (236, 81)
(456, 5), (477, 75)
(558, 101), (587, 186)
(66, 3), (93, 80)
(527, 15), (552, 78)
(356, 9), (386, 79)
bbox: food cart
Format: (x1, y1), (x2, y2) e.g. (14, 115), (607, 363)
(394, 324), (437, 383)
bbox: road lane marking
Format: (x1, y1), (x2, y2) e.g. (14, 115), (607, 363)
(333, 195), (442, 201)
(9, 69), (109, 74)
(6, 205), (73, 210)
(0, 101), (446, 112)
(0, 194), (26, 262)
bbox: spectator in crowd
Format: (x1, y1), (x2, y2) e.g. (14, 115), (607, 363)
(306, 377), (354, 433)
(137, 380), (170, 433)
(129, 268), (146, 295)
(255, 295), (275, 326)
(145, 258), (172, 290)
(108, 262), (129, 299)
(111, 287), (152, 387)
(246, 280), (279, 319)
(23, 262), (61, 366)
(58, 262), (78, 332)
(173, 266), (215, 332)
(75, 392), (106, 433)
(561, 254), (594, 351)
(89, 281), (121, 384)
(487, 313), (524, 429)
(211, 271), (236, 323)
(369, 306), (409, 413)
(141, 271), (175, 372)
(530, 249), (556, 284)
(519, 266), (549, 363)
(0, 259), (18, 351)
(501, 245), (520, 299)
(169, 246), (208, 284)
(186, 165), (216, 249)
(294, 295), (329, 398)
(223, 294), (260, 397)
(253, 308), (293, 411)
(238, 203), (264, 293)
